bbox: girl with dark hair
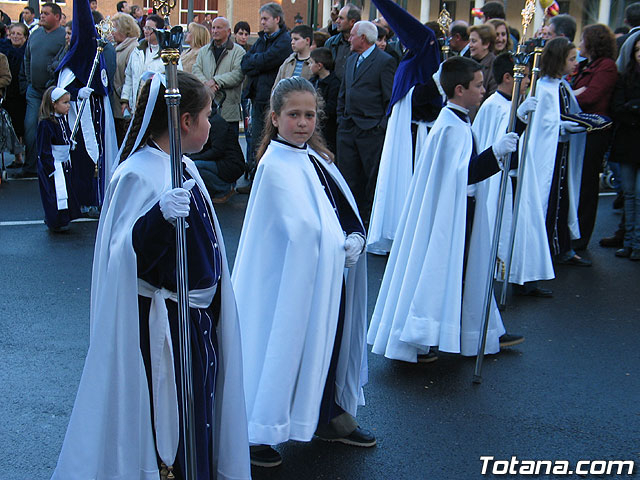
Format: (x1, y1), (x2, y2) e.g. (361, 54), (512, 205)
(527, 37), (590, 266)
(35, 86), (80, 232)
(233, 77), (373, 468)
(51, 71), (251, 480)
(610, 37), (640, 260)
(570, 23), (619, 250)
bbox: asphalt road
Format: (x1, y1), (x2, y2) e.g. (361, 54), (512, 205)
(1, 176), (639, 480)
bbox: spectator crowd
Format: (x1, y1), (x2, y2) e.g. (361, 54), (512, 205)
(2, 0), (640, 475)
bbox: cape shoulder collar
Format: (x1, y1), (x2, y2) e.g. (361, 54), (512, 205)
(271, 137), (309, 153)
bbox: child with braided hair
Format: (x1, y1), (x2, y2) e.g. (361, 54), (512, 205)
(52, 71), (250, 480)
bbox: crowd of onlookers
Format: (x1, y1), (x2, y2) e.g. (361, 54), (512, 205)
(0, 0), (638, 256)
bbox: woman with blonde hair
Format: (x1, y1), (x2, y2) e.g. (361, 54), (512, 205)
(181, 22), (211, 73)
(488, 18), (514, 55)
(111, 12), (141, 143)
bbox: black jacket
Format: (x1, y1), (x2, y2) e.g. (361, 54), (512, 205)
(337, 47), (395, 130)
(241, 28), (292, 104)
(312, 72), (340, 153)
(610, 71), (640, 166)
(189, 113), (245, 183)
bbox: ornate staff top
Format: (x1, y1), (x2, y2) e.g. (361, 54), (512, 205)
(436, 3), (452, 39)
(520, 0), (536, 41)
(153, 0), (177, 22)
(96, 16), (115, 40)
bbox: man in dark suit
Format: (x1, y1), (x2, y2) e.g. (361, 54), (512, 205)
(616, 2), (640, 51)
(337, 20), (395, 225)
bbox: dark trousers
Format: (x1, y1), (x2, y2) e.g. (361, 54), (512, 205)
(336, 119), (386, 226)
(317, 282), (346, 426)
(248, 101), (269, 177)
(546, 143), (571, 257)
(574, 129), (612, 249)
(24, 86), (43, 174)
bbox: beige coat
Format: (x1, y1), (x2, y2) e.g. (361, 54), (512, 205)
(192, 38), (245, 123)
(112, 37), (138, 119)
(0, 53), (11, 97)
(272, 52), (312, 89)
(180, 46), (202, 74)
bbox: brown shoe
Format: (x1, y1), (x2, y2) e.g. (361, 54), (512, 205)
(212, 189), (236, 204)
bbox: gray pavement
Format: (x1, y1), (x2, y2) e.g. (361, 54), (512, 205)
(1, 175), (639, 480)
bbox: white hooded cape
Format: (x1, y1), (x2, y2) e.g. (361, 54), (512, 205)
(509, 77), (585, 283)
(471, 91), (513, 267)
(232, 140), (368, 445)
(367, 108), (504, 360)
(51, 146), (251, 480)
(367, 88), (415, 255)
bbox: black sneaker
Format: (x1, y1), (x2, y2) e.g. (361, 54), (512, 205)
(616, 247), (632, 258)
(316, 426), (377, 447)
(49, 224), (70, 233)
(11, 170), (37, 179)
(236, 183), (252, 194)
(499, 334), (525, 348)
(514, 286), (553, 298)
(417, 351), (439, 363)
(250, 445), (282, 468)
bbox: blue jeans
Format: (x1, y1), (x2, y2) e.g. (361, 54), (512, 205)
(194, 160), (235, 198)
(620, 163), (640, 250)
(24, 86), (44, 174)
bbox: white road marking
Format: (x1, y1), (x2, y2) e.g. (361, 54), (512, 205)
(0, 218), (98, 227)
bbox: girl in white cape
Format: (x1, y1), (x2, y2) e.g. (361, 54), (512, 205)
(532, 38), (589, 266)
(232, 77), (374, 468)
(51, 72), (250, 480)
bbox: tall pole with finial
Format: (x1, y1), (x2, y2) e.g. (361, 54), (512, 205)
(499, 36), (546, 309)
(436, 3), (452, 60)
(69, 17), (114, 151)
(153, 0), (198, 478)
(473, 0), (536, 384)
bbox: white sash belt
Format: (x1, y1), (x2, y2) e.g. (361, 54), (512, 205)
(137, 278), (217, 467)
(51, 145), (70, 210)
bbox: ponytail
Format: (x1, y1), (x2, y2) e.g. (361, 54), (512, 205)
(120, 71), (211, 163)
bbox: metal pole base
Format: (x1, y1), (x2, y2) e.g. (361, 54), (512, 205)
(472, 375), (483, 384)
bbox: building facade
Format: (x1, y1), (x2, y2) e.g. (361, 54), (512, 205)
(0, 0), (634, 44)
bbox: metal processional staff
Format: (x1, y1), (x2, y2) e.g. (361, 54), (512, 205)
(473, 0), (536, 383)
(499, 38), (546, 309)
(153, 0), (198, 478)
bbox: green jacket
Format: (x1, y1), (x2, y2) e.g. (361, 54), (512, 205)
(193, 38), (246, 122)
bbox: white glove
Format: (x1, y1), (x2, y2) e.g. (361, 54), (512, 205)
(78, 86), (94, 101)
(159, 179), (196, 224)
(492, 132), (519, 158)
(516, 96), (538, 123)
(344, 233), (365, 268)
(559, 120), (586, 135)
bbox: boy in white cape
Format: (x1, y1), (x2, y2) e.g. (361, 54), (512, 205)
(471, 53), (554, 298)
(368, 57), (524, 362)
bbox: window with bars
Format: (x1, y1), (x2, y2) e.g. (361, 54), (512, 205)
(179, 0), (218, 24)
